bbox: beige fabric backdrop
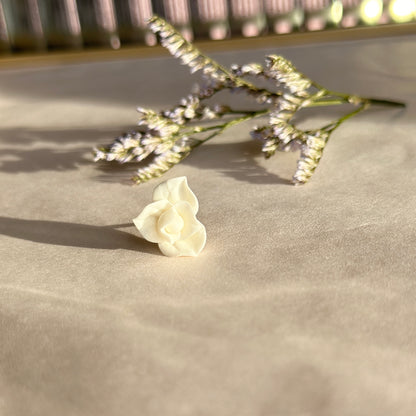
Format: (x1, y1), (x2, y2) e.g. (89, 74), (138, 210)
(0, 35), (415, 415)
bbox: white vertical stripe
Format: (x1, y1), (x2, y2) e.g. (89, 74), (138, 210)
(128, 0), (153, 28)
(197, 0), (228, 21)
(230, 0), (263, 18)
(264, 0), (295, 14)
(27, 0), (43, 36)
(164, 0), (190, 25)
(0, 1), (9, 43)
(64, 0), (81, 36)
(94, 0), (117, 32)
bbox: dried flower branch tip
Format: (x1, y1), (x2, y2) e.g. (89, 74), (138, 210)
(94, 15), (405, 186)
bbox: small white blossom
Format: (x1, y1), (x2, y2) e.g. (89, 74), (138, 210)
(293, 132), (328, 185)
(148, 16), (227, 83)
(133, 144), (190, 184)
(201, 107), (217, 120)
(265, 55), (312, 96)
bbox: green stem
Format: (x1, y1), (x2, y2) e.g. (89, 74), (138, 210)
(306, 98), (347, 107)
(362, 97), (406, 108)
(191, 109), (269, 148)
(316, 93), (405, 134)
(186, 89), (404, 148)
(312, 84), (405, 108)
(320, 103), (369, 134)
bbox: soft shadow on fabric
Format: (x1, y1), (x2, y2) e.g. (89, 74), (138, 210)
(184, 141), (292, 185)
(0, 217), (159, 254)
(0, 127), (131, 174)
(95, 140), (292, 186)
(0, 127), (293, 185)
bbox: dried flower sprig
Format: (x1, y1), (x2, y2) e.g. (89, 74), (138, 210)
(94, 15), (405, 185)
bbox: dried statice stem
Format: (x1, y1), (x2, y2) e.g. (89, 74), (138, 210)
(94, 15), (405, 186)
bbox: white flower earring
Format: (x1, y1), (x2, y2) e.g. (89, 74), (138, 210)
(133, 177), (206, 257)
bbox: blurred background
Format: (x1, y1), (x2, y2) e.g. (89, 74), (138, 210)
(0, 0), (415, 54)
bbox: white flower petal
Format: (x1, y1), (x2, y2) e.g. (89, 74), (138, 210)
(173, 201), (202, 239)
(157, 205), (184, 244)
(169, 201), (207, 256)
(158, 241), (181, 257)
(152, 176), (199, 214)
(174, 222), (206, 257)
(133, 200), (171, 243)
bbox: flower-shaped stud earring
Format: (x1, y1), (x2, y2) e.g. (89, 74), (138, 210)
(133, 177), (206, 257)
